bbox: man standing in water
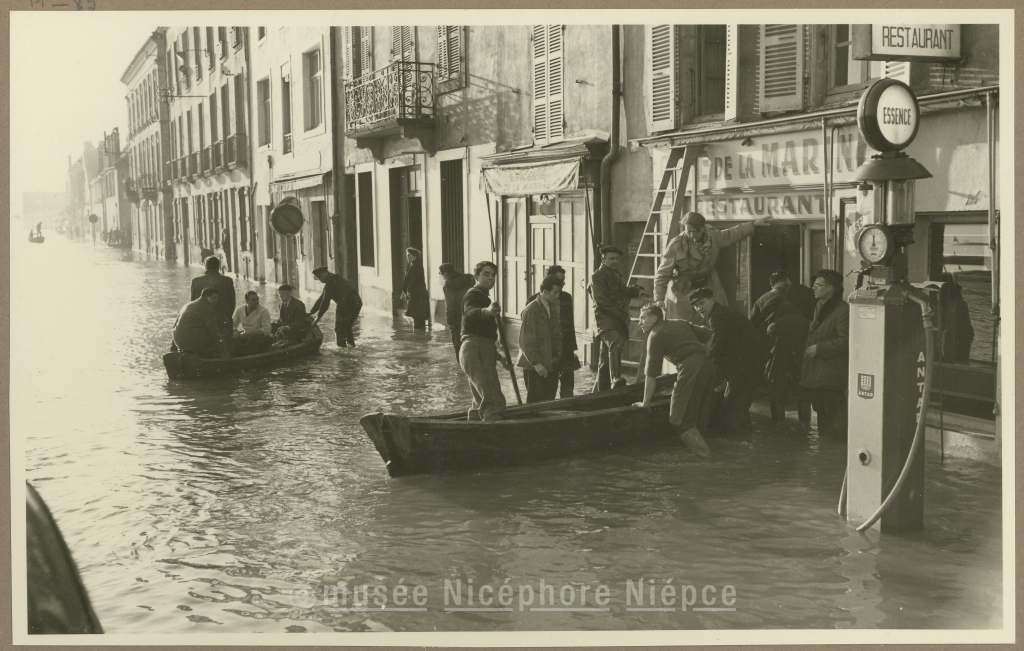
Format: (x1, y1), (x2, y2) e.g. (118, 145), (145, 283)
(590, 244), (644, 391)
(632, 303), (714, 457)
(459, 261), (508, 421)
(310, 266), (363, 348)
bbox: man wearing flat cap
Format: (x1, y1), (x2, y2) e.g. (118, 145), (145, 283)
(310, 266), (363, 348)
(590, 244), (644, 391)
(689, 286), (766, 432)
(655, 212), (773, 321)
(800, 269), (849, 439)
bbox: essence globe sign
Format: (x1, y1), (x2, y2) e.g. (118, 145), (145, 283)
(856, 78), (921, 152)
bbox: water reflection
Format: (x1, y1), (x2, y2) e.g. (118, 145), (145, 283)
(15, 237), (1002, 633)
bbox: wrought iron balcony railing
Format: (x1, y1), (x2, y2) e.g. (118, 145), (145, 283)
(344, 61), (436, 134)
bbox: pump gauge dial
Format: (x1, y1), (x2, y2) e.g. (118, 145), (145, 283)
(856, 224), (895, 264)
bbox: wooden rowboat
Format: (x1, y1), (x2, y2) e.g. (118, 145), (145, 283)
(162, 324), (323, 379)
(28, 235), (45, 244)
(360, 374), (678, 477)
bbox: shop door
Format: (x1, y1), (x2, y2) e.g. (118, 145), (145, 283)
(502, 197), (528, 318)
(750, 224), (802, 301)
(530, 219), (555, 296)
(555, 194), (590, 334)
(389, 168), (423, 310)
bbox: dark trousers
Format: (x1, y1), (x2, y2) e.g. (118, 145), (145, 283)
(450, 326), (463, 359)
(335, 303), (362, 347)
(556, 366), (575, 398)
(810, 388), (848, 439)
(720, 371), (758, 431)
(523, 368), (559, 403)
(413, 317), (428, 330)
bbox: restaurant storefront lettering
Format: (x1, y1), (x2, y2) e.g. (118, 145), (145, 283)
(697, 192), (826, 220)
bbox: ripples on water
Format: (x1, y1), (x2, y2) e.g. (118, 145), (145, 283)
(14, 237), (1002, 633)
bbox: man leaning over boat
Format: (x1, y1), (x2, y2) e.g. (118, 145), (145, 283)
(310, 266), (363, 348)
(171, 288), (231, 359)
(633, 302), (714, 458)
(459, 261), (509, 421)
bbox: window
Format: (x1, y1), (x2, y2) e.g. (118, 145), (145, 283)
(186, 110), (193, 153)
(830, 25), (882, 90)
(232, 27), (243, 50)
(257, 78), (271, 146)
(234, 74), (246, 135)
(198, 104), (205, 152)
(929, 221), (995, 363)
(440, 159), (464, 270)
(218, 27), (228, 59)
(357, 171), (375, 267)
(532, 24), (564, 145)
(209, 92), (218, 143)
(221, 84), (230, 138)
(281, 74), (292, 153)
(696, 25), (727, 116)
(344, 27), (373, 80)
(258, 27), (266, 40)
(206, 27), (215, 69)
(193, 28), (202, 80)
(391, 26), (413, 61)
(304, 49), (323, 130)
(179, 32), (190, 87)
(436, 26), (465, 91)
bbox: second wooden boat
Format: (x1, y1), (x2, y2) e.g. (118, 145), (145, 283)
(163, 324), (323, 379)
(360, 374), (679, 477)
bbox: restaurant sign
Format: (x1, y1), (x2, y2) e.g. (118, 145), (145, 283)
(696, 192), (825, 220)
(852, 24), (961, 62)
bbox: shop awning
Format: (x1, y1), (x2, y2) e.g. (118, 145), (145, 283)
(270, 172), (326, 192)
(480, 157), (582, 197)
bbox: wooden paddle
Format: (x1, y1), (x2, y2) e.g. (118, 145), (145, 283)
(495, 314), (523, 405)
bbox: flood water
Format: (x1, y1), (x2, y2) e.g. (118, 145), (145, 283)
(15, 236), (1003, 633)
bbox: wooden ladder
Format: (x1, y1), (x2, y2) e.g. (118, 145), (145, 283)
(624, 145), (703, 364)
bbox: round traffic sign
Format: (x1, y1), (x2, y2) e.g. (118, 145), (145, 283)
(270, 200), (304, 235)
(857, 78), (921, 152)
(88, 214), (99, 224)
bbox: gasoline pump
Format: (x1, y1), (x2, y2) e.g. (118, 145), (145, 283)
(843, 79), (935, 533)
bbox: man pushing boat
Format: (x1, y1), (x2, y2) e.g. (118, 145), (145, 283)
(459, 261), (509, 421)
(632, 302), (714, 458)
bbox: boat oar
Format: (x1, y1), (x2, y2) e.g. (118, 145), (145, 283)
(495, 314), (523, 405)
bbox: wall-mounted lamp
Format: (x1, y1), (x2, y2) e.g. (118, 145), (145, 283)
(740, 138), (754, 147)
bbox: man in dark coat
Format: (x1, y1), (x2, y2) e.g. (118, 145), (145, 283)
(766, 313), (811, 422)
(590, 244), (644, 391)
(272, 284), (309, 344)
(749, 271), (805, 333)
(190, 256), (236, 336)
(311, 266), (363, 348)
(440, 263), (476, 359)
(689, 287), (766, 432)
(800, 269), (850, 439)
(785, 278), (817, 321)
(528, 265), (579, 398)
(517, 275), (564, 403)
(172, 288), (231, 358)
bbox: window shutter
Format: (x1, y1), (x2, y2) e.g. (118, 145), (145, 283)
(724, 25), (738, 121)
(532, 25), (548, 143)
(437, 26), (450, 77)
(447, 26), (462, 79)
(360, 27), (373, 78)
(646, 24), (678, 133)
(883, 60), (912, 83)
(392, 26), (413, 62)
(546, 25), (564, 142)
(759, 24), (803, 112)
(344, 27), (353, 80)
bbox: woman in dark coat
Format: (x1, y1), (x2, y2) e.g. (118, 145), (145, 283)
(402, 247), (432, 330)
(800, 269), (850, 439)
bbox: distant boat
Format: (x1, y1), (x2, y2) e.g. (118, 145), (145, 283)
(106, 240), (131, 249)
(360, 374), (680, 477)
(162, 324), (323, 379)
(28, 234), (45, 244)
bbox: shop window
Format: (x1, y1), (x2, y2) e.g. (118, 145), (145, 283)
(532, 24), (564, 145)
(829, 25), (882, 91)
(357, 171), (375, 267)
(928, 221), (995, 363)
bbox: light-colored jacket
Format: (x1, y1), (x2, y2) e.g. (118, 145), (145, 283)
(232, 304), (272, 336)
(654, 222), (755, 304)
(516, 297), (563, 373)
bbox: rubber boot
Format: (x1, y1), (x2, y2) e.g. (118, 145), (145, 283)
(679, 427), (711, 458)
(770, 400), (785, 422)
(797, 401), (811, 424)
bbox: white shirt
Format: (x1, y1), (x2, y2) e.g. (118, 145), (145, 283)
(232, 304), (272, 335)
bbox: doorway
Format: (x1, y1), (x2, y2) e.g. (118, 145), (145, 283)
(344, 174), (358, 281)
(750, 223), (802, 301)
(311, 200), (329, 270)
(388, 166), (423, 311)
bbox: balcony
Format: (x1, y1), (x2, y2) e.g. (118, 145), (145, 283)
(213, 141), (224, 170)
(344, 61), (437, 163)
(201, 147), (212, 175)
(138, 174), (160, 202)
(227, 132), (247, 168)
(124, 178), (140, 203)
(189, 152), (199, 178)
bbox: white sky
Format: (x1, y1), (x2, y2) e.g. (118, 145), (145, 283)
(10, 13), (160, 213)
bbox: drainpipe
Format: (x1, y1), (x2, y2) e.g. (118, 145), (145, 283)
(599, 25), (621, 247)
(243, 28), (258, 281)
(330, 27), (350, 280)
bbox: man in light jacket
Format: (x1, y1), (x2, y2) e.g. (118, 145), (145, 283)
(517, 275), (564, 403)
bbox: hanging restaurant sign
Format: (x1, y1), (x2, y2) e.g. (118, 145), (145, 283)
(480, 158), (581, 196)
(851, 24), (961, 62)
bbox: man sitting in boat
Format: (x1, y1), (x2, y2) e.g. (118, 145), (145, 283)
(231, 290), (273, 356)
(517, 275), (564, 403)
(632, 303), (714, 458)
(272, 284), (310, 346)
(310, 266), (363, 348)
(459, 261), (509, 421)
(190, 256), (236, 339)
(172, 288), (231, 358)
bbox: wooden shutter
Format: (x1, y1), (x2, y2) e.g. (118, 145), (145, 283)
(360, 27), (373, 77)
(547, 25), (564, 142)
(532, 25), (548, 143)
(437, 26), (449, 77)
(724, 25), (738, 121)
(646, 24), (678, 132)
(344, 27), (353, 79)
(437, 26), (462, 80)
(391, 26), (413, 62)
(759, 24), (803, 113)
(883, 60), (912, 83)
